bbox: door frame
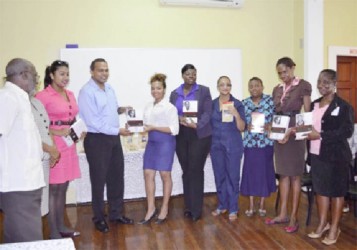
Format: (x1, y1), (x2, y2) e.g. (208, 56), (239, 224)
(328, 46), (357, 69)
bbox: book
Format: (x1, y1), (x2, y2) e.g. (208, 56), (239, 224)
(295, 112), (313, 140)
(70, 119), (87, 142)
(222, 101), (234, 122)
(126, 108), (144, 133)
(183, 100), (198, 123)
(269, 115), (290, 140)
(251, 112), (265, 133)
(121, 132), (148, 152)
(62, 119), (88, 146)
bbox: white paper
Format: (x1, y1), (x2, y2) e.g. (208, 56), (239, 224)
(62, 135), (74, 147)
(331, 106), (340, 116)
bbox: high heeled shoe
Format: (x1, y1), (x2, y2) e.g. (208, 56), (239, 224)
(60, 231), (81, 238)
(137, 209), (157, 225)
(307, 223), (330, 239)
(322, 229), (341, 245)
(155, 216), (167, 224)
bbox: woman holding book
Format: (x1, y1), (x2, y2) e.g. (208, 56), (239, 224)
(139, 73), (179, 224)
(240, 77), (276, 217)
(306, 69), (354, 245)
(169, 64), (212, 221)
(36, 60), (81, 239)
(265, 57), (312, 233)
(210, 76), (246, 221)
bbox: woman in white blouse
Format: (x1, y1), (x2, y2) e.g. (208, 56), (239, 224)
(138, 73), (179, 225)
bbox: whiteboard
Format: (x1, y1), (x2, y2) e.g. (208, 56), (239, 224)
(60, 48), (242, 109)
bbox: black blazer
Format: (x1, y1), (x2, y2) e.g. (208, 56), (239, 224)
(308, 94), (354, 163)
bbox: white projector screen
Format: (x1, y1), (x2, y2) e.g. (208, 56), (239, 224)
(60, 48), (242, 111)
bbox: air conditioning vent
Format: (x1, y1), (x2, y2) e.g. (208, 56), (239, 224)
(160, 0), (244, 9)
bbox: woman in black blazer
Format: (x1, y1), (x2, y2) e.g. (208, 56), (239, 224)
(169, 64), (212, 221)
(306, 69), (354, 245)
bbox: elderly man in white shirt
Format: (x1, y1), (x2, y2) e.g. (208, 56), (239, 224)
(0, 58), (45, 243)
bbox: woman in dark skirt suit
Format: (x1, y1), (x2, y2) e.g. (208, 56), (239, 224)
(306, 69), (354, 245)
(265, 57), (312, 234)
(169, 64), (212, 221)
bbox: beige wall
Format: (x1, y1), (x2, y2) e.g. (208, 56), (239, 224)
(0, 0), (356, 96)
(324, 0), (357, 66)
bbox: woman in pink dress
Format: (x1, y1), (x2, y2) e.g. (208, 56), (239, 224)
(36, 60), (81, 239)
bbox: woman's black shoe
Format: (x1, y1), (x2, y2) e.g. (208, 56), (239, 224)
(155, 217), (167, 224)
(138, 209), (157, 225)
(60, 231), (81, 237)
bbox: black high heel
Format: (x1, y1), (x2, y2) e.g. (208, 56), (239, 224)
(137, 209), (157, 225)
(155, 217), (167, 224)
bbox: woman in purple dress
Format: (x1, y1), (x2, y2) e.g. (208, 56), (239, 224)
(138, 73), (179, 224)
(241, 77), (276, 217)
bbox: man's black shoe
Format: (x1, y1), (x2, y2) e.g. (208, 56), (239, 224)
(192, 215), (201, 222)
(110, 216), (134, 225)
(184, 210), (192, 218)
(94, 220), (109, 233)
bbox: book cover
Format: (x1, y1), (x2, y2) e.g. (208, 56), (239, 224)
(62, 119), (88, 146)
(183, 100), (198, 123)
(295, 112), (313, 140)
(121, 132), (148, 152)
(269, 115), (290, 140)
(251, 112), (265, 133)
(126, 108), (144, 133)
(222, 101), (234, 122)
(70, 119), (87, 142)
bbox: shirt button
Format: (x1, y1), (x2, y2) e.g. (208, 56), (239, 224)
(69, 112), (72, 116)
(40, 114), (43, 116)
(44, 120), (46, 122)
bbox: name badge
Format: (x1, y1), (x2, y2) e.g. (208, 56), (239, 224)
(331, 106), (340, 116)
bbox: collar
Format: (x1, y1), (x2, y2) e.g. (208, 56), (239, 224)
(153, 98), (166, 106)
(176, 83), (198, 95)
(45, 84), (69, 96)
(89, 78), (111, 92)
(278, 77), (300, 88)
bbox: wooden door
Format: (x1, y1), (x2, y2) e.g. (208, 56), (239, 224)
(337, 56), (357, 122)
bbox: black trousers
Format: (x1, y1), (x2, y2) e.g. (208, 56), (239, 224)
(84, 133), (124, 222)
(176, 126), (211, 217)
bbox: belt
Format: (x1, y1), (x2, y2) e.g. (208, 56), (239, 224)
(50, 119), (76, 126)
(276, 111), (300, 117)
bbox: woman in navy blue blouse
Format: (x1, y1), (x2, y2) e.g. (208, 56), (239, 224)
(210, 76), (246, 221)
